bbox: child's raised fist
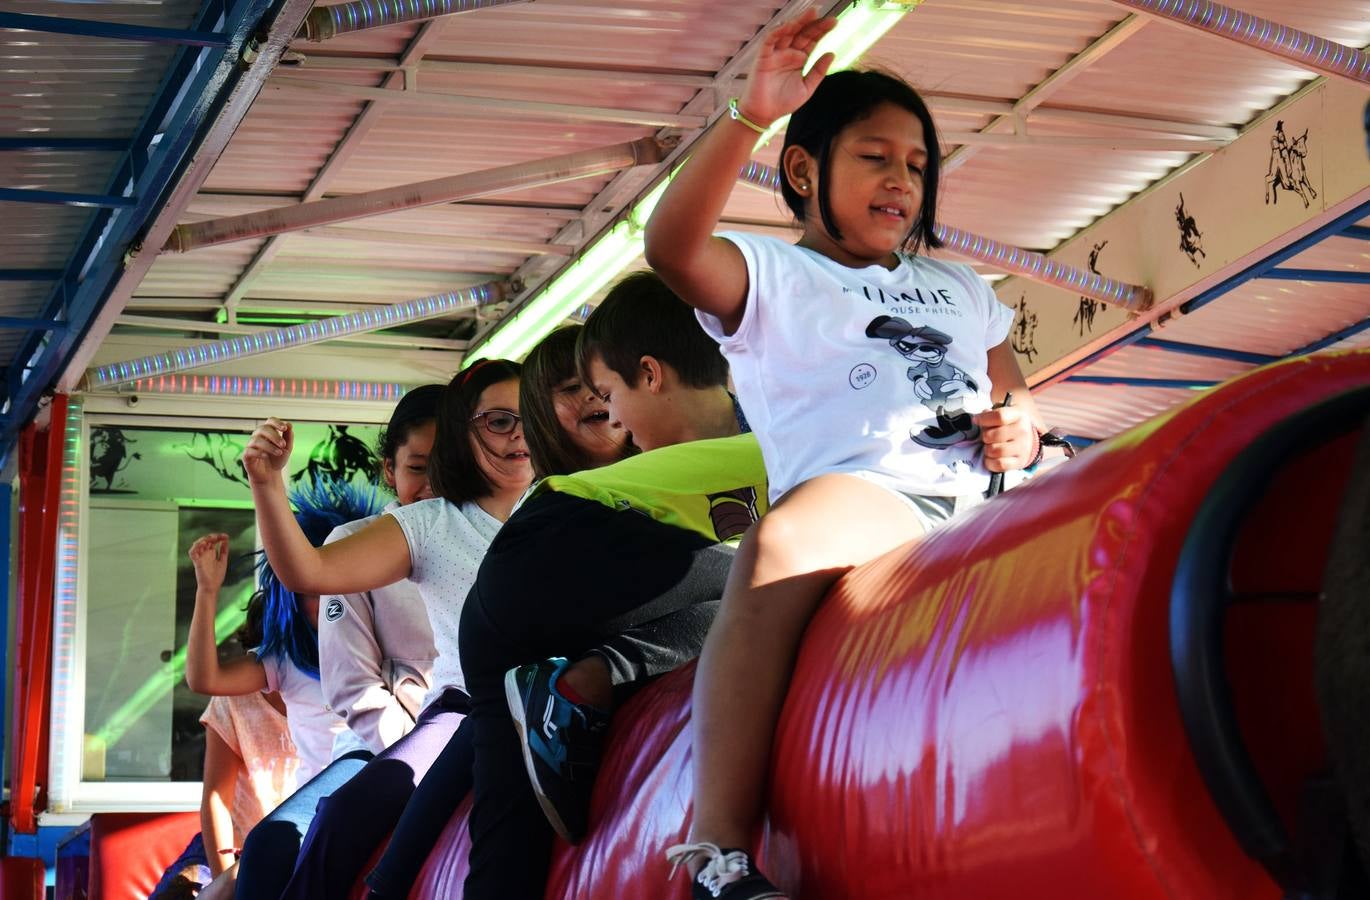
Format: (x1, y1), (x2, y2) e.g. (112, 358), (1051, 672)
(242, 416), (294, 485)
(189, 533), (230, 592)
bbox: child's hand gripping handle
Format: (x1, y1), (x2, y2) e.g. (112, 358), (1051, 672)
(985, 393), (1013, 498)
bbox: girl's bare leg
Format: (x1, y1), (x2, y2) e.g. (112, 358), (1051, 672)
(689, 474), (924, 852)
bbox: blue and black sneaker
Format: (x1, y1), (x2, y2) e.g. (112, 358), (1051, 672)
(504, 657), (610, 843)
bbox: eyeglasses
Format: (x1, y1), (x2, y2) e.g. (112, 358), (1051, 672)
(468, 409), (521, 435)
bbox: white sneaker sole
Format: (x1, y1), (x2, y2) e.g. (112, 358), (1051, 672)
(504, 667), (578, 844)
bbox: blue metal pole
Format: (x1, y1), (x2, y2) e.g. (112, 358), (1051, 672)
(0, 0), (288, 462)
(1135, 337), (1280, 366)
(1181, 200), (1370, 316)
(0, 188), (136, 209)
(0, 271), (63, 282)
(0, 11), (230, 47)
(1064, 375), (1221, 389)
(1289, 314), (1370, 356)
(1259, 268), (1370, 285)
(1338, 225), (1370, 242)
(0, 481), (9, 805)
(0, 318), (66, 332)
(0, 138), (126, 153)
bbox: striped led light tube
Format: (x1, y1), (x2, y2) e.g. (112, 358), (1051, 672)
(1110, 0), (1370, 85)
(300, 0), (533, 41)
(735, 162), (1152, 310)
(86, 281), (502, 390)
(102, 375), (412, 401)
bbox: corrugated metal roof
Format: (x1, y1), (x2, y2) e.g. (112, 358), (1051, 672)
(0, 0), (204, 371)
(18, 0), (1360, 444)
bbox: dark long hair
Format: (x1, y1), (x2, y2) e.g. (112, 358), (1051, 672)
(522, 326), (598, 479)
(429, 359), (522, 504)
(377, 383), (444, 467)
(780, 69), (943, 257)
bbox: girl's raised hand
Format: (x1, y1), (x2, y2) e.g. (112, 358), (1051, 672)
(242, 416), (293, 485)
(740, 9), (837, 125)
(189, 533), (230, 592)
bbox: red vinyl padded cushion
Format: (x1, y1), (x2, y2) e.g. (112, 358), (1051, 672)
(88, 812), (199, 900)
(0, 857), (44, 900)
(362, 349), (1369, 899)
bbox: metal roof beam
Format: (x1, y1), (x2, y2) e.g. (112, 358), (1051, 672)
(294, 54), (719, 89)
(168, 137), (663, 252)
(197, 191), (581, 214)
(477, 0), (844, 349)
(221, 19), (448, 322)
(1339, 225), (1370, 242)
(0, 138), (126, 152)
(299, 225), (573, 257)
(941, 132), (1224, 152)
(0, 188), (135, 209)
(266, 76), (709, 129)
(944, 14), (1149, 174)
(0, 10), (231, 47)
(926, 94), (1237, 141)
(44, 0), (318, 412)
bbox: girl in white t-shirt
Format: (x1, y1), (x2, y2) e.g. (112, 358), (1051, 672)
(646, 13), (1048, 899)
(238, 360), (533, 899)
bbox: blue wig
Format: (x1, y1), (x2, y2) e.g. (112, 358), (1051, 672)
(255, 476), (386, 678)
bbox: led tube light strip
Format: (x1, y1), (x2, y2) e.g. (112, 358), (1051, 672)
(1110, 0), (1370, 85)
(86, 281), (502, 390)
(463, 0), (918, 366)
(300, 0), (533, 41)
(97, 375), (412, 401)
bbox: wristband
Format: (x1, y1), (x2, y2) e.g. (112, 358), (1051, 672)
(728, 98), (769, 135)
(1027, 429), (1044, 469)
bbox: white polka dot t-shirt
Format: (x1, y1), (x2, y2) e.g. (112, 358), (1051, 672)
(387, 497), (502, 708)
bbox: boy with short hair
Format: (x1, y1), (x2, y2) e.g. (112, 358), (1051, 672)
(456, 271), (766, 900)
(577, 269), (746, 452)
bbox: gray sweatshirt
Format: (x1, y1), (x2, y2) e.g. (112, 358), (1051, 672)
(318, 505), (438, 755)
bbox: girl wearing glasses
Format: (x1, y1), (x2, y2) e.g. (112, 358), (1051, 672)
(237, 360), (531, 900)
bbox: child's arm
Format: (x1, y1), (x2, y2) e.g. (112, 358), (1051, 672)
(977, 341), (1047, 472)
(200, 726), (242, 877)
(645, 10), (835, 334)
(242, 417), (412, 595)
(185, 534), (267, 696)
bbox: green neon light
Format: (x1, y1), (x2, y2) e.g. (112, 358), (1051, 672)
(465, 0), (917, 366)
(89, 584), (254, 750)
(465, 219), (646, 365)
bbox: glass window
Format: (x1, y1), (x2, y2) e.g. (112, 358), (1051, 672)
(76, 421), (382, 788)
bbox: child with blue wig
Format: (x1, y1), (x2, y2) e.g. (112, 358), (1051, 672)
(187, 476), (385, 773)
(183, 476), (384, 895)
